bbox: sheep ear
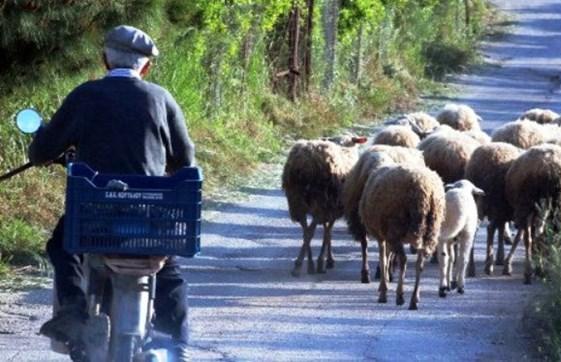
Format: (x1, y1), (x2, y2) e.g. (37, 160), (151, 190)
(473, 187), (485, 196)
(352, 136), (368, 144)
(444, 183), (455, 191)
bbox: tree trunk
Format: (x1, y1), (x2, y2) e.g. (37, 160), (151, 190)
(351, 22), (363, 84)
(303, 0), (314, 92)
(464, 0), (471, 31)
(322, 0), (339, 90)
(288, 3), (301, 101)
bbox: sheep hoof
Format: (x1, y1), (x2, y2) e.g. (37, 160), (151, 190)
(361, 271), (371, 284)
(457, 287), (465, 294)
(439, 287), (447, 298)
(445, 287), (451, 292)
(503, 265), (512, 276)
(484, 264), (493, 276)
(378, 294), (387, 304)
(524, 273), (532, 285)
(389, 272), (394, 283)
(316, 259), (326, 274)
(396, 294), (405, 306)
(326, 259), (335, 269)
(450, 281), (458, 290)
(408, 302), (418, 311)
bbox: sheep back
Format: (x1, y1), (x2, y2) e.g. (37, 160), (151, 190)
(437, 104), (481, 131)
(372, 125), (421, 148)
(359, 165), (445, 255)
(464, 129), (491, 145)
(282, 140), (358, 224)
(465, 142), (521, 223)
(520, 108), (560, 124)
(418, 131), (480, 183)
(408, 112), (440, 133)
(505, 144), (561, 227)
(491, 120), (546, 149)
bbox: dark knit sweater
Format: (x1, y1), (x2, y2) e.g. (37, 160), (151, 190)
(28, 76), (195, 176)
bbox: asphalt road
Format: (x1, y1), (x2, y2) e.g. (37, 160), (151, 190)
(1, 0), (560, 360)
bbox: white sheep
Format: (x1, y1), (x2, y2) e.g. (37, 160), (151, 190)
(437, 180), (484, 297)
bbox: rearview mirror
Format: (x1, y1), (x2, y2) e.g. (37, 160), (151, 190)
(16, 108), (43, 134)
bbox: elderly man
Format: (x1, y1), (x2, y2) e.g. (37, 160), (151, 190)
(32, 25), (193, 360)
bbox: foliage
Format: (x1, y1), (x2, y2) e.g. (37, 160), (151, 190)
(528, 214), (561, 360)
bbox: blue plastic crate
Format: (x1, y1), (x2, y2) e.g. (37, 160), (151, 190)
(64, 163), (203, 257)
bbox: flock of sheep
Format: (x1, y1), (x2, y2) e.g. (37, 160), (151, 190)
(281, 104), (561, 310)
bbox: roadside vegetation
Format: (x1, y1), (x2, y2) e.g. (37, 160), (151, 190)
(0, 0), (491, 273)
(526, 216), (561, 360)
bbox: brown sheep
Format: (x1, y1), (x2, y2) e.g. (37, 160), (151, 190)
(491, 120), (547, 149)
(372, 125), (421, 148)
(465, 143), (522, 275)
(282, 136), (366, 276)
(436, 104), (482, 131)
(464, 129), (491, 145)
(342, 145), (424, 283)
(519, 108), (559, 124)
(359, 164), (445, 310)
(504, 144), (561, 283)
(418, 130), (480, 183)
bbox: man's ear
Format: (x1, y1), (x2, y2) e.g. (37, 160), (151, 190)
(140, 60), (151, 78)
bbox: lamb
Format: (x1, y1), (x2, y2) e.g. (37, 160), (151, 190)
(465, 143), (522, 275)
(282, 135), (367, 276)
(519, 108), (559, 124)
(437, 180), (484, 297)
(359, 164), (445, 310)
(436, 104), (482, 131)
(342, 145), (425, 283)
(417, 129), (481, 183)
(372, 125), (421, 148)
(504, 144), (561, 283)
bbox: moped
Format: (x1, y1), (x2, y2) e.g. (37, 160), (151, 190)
(2, 109), (202, 361)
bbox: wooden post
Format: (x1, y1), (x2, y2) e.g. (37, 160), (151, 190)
(303, 0), (314, 92)
(288, 3), (301, 101)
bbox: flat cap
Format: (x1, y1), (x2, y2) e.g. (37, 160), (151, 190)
(104, 25), (159, 57)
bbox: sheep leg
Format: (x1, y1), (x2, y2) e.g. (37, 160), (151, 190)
(292, 220), (317, 277)
(449, 243), (457, 290)
(467, 245), (476, 278)
(316, 221), (334, 274)
(326, 224), (335, 269)
(523, 225), (533, 285)
(504, 222), (513, 245)
(484, 221), (496, 275)
(409, 252), (425, 311)
(496, 222), (506, 266)
(437, 241), (449, 298)
(395, 244), (407, 306)
(503, 228), (522, 276)
(456, 234), (473, 294)
(360, 237), (371, 284)
(377, 240), (388, 304)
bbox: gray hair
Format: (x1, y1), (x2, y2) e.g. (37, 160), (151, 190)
(103, 46), (150, 70)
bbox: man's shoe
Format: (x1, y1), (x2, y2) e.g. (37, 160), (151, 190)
(39, 305), (88, 344)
